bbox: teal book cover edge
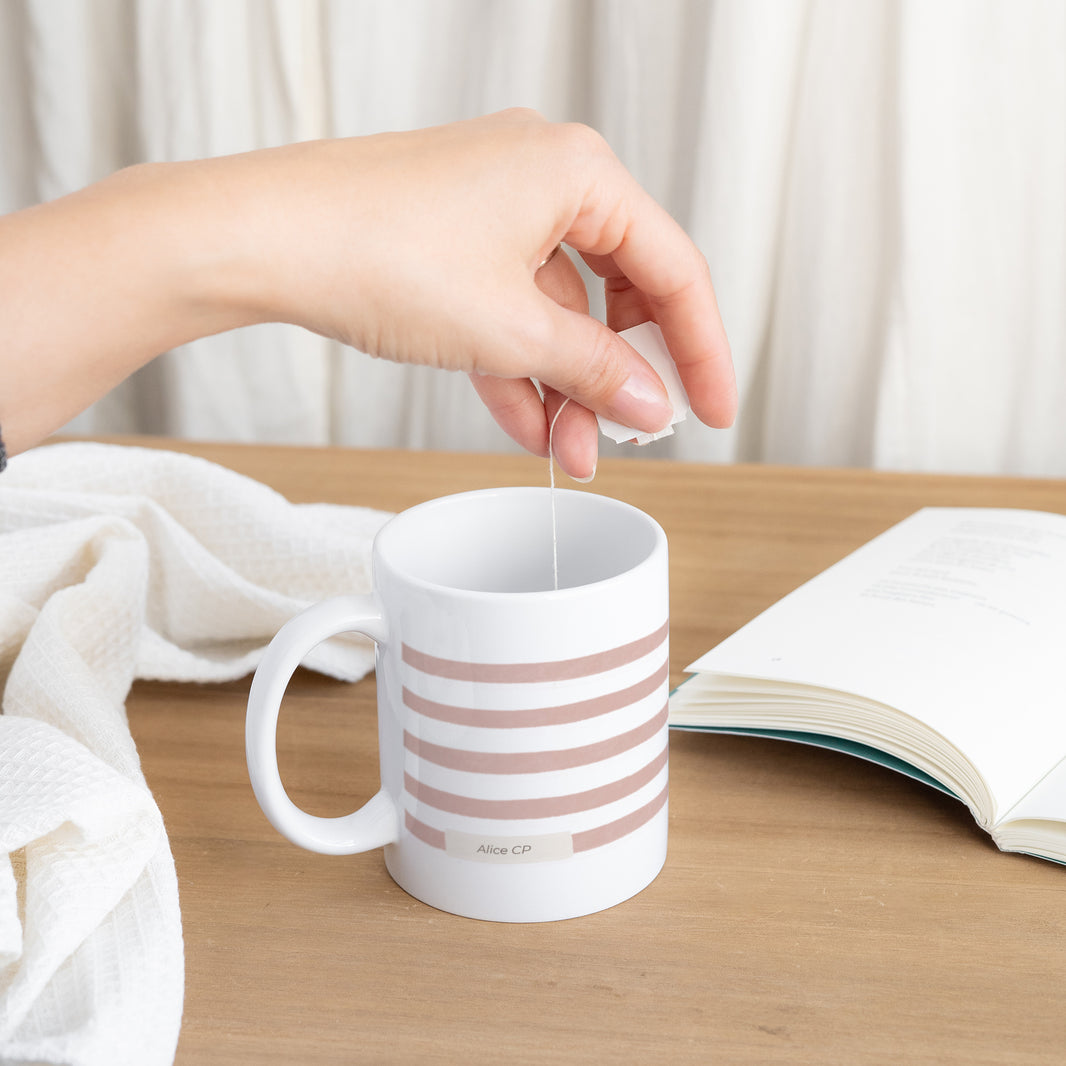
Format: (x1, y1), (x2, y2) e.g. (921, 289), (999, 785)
(668, 723), (958, 799)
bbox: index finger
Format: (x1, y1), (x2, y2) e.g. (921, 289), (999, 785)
(565, 181), (737, 429)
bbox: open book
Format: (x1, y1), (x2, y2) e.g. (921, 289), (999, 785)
(669, 507), (1066, 864)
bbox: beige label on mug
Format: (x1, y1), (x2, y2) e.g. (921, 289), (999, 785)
(445, 830), (574, 864)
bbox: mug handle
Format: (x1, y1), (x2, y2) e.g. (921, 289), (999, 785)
(245, 595), (399, 855)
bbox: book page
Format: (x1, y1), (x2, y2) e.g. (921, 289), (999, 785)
(990, 753), (1066, 860)
(686, 508), (1066, 824)
(997, 755), (1066, 825)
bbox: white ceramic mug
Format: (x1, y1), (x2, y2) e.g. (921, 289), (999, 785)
(246, 487), (669, 922)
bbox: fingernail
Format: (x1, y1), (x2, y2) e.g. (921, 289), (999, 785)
(571, 463), (596, 484)
(610, 370), (673, 433)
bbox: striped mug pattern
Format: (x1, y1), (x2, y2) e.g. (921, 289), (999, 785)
(401, 620), (669, 862)
(248, 487), (669, 922)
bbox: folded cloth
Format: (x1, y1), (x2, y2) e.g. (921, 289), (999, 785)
(0, 442), (391, 1066)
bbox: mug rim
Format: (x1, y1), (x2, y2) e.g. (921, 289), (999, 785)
(373, 486), (666, 601)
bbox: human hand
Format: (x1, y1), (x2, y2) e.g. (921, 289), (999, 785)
(0, 110), (734, 469)
(220, 109), (736, 478)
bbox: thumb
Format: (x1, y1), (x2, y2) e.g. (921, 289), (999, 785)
(534, 303), (674, 434)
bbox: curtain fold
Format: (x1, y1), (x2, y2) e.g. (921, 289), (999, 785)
(3, 0), (1064, 475)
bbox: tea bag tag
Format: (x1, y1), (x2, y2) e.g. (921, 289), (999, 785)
(596, 322), (690, 445)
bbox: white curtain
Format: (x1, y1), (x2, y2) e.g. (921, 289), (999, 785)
(2, 0), (1064, 476)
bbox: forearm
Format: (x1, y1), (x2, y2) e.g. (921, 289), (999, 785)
(0, 161), (263, 455)
(0, 113), (734, 476)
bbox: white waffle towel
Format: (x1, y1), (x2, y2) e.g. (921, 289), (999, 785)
(0, 443), (390, 1065)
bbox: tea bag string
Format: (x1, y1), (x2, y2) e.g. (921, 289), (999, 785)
(548, 397), (571, 591)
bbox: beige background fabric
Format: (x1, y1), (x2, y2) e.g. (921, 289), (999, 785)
(2, 0), (1064, 475)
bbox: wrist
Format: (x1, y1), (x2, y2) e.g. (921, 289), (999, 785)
(101, 159), (275, 340)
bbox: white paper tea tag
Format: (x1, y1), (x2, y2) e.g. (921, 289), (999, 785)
(596, 321), (691, 445)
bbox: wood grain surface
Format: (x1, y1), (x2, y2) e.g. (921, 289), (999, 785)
(113, 438), (1066, 1065)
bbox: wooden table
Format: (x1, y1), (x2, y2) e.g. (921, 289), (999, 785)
(121, 439), (1066, 1065)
